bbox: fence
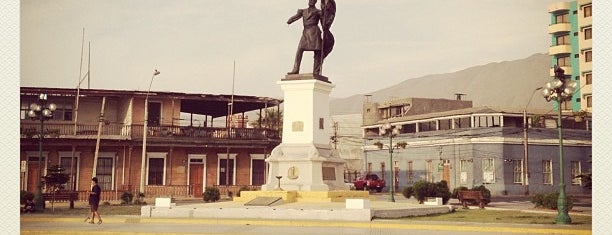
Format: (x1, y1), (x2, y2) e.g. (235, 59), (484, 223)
(213, 185), (262, 197)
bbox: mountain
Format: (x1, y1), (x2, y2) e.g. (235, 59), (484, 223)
(330, 53), (554, 115)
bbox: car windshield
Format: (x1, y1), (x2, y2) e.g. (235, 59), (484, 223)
(366, 174), (378, 180)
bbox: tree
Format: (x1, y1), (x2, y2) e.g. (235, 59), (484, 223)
(42, 165), (70, 210)
(250, 108), (283, 130)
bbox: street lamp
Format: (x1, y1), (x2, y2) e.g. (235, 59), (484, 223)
(27, 93), (56, 212)
(139, 69), (161, 194)
(379, 123), (401, 202)
(523, 87), (543, 195)
(540, 66), (577, 224)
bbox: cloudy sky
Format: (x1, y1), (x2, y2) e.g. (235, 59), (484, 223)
(21, 0), (557, 99)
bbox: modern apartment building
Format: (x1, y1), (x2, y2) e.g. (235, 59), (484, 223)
(20, 87), (282, 201)
(548, 0), (592, 112)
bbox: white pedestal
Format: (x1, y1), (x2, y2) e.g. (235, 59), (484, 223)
(346, 199), (371, 209)
(262, 74), (348, 192)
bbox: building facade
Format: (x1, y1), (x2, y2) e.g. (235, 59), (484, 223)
(20, 87), (282, 200)
(548, 0), (592, 112)
(361, 98), (591, 196)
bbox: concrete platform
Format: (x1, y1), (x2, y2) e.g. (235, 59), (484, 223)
(141, 197), (453, 222)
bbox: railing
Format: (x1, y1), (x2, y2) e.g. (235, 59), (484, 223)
(213, 185), (262, 197)
(144, 185), (192, 198)
(76, 190), (127, 202)
(20, 121), (280, 141)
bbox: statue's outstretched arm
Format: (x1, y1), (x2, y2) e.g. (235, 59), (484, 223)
(287, 9), (303, 24)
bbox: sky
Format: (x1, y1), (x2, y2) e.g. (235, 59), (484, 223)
(21, 0), (557, 99)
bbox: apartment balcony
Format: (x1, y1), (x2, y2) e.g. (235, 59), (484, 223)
(550, 66), (572, 77)
(548, 2), (570, 13)
(549, 44), (572, 55)
(548, 23), (571, 34)
(19, 121), (281, 142)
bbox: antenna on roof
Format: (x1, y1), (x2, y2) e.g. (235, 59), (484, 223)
(455, 93), (466, 101)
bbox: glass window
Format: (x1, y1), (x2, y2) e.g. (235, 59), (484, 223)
(586, 96), (592, 108)
(96, 157), (114, 190)
(584, 50), (592, 62)
(251, 159), (265, 186)
(583, 5), (592, 17)
(219, 159), (235, 185)
(380, 162), (385, 180)
(571, 161), (581, 185)
(556, 34), (570, 45)
(513, 160), (523, 184)
(459, 159), (471, 185)
(557, 56), (570, 67)
(59, 157), (79, 191)
(555, 13), (569, 23)
(425, 160), (433, 182)
(543, 160), (553, 185)
(407, 161), (414, 184)
(585, 73), (592, 85)
(148, 158), (165, 185)
(482, 158), (495, 184)
(584, 27), (592, 40)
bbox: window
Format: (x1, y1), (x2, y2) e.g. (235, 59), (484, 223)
(513, 160), (523, 184)
(556, 56), (570, 67)
(482, 158), (495, 184)
(219, 158), (235, 185)
(585, 73), (592, 85)
(59, 154), (79, 191)
(425, 160), (433, 182)
(555, 13), (569, 23)
(96, 157), (114, 190)
(147, 153), (166, 185)
(571, 161), (581, 185)
(543, 160), (553, 185)
(147, 102), (162, 126)
(251, 159), (265, 186)
(584, 27), (592, 40)
(380, 162), (385, 180)
(556, 34), (570, 45)
(586, 95), (592, 108)
(407, 161), (414, 184)
(319, 118), (324, 129)
(584, 50), (592, 62)
(459, 160), (471, 185)
(393, 161), (399, 191)
(583, 5), (592, 17)
(367, 162), (372, 174)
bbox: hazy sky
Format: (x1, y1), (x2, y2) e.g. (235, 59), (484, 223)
(21, 0), (557, 99)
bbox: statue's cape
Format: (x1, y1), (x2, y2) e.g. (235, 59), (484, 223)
(321, 0), (336, 59)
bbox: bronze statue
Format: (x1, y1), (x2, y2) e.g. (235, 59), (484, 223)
(287, 0), (336, 76)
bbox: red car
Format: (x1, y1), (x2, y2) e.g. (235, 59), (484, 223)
(353, 174), (386, 192)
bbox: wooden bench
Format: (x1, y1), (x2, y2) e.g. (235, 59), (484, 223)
(457, 190), (485, 209)
(42, 191), (78, 209)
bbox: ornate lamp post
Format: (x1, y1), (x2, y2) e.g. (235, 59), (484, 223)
(139, 69), (160, 194)
(540, 66), (577, 224)
(27, 93), (56, 212)
(379, 123), (401, 202)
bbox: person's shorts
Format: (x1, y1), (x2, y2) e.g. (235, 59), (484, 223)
(90, 203), (99, 212)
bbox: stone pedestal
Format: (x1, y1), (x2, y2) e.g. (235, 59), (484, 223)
(261, 74), (349, 191)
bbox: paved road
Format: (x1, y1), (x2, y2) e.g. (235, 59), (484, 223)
(21, 216), (591, 235)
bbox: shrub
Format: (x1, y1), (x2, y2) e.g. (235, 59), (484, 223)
(121, 191), (134, 204)
(203, 187), (220, 202)
(20, 191), (34, 205)
(412, 180), (452, 204)
(103, 201), (111, 206)
(531, 192), (574, 210)
(133, 192), (146, 205)
(237, 186), (251, 197)
(402, 186), (413, 199)
(451, 186), (469, 199)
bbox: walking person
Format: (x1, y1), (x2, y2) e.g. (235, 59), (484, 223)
(85, 177), (102, 224)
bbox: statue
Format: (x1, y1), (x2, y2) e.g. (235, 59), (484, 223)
(287, 0), (336, 76)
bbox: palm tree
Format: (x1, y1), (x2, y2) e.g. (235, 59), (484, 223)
(250, 108), (283, 131)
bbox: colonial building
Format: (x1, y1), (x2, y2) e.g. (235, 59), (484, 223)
(361, 97), (591, 196)
(20, 87), (282, 200)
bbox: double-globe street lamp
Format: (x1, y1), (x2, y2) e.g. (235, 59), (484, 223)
(379, 123), (401, 202)
(27, 93), (57, 211)
(540, 66), (578, 224)
(139, 69), (161, 194)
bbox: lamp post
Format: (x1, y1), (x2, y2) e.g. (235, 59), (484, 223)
(540, 66), (577, 224)
(523, 87), (543, 195)
(27, 93), (56, 212)
(379, 123), (401, 202)
(139, 69), (160, 194)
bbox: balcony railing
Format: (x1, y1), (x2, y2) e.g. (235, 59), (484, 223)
(20, 121), (280, 141)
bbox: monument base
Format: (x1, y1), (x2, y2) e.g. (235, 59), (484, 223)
(261, 143), (349, 192)
(234, 190), (371, 203)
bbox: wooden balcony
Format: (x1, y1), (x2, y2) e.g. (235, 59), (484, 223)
(20, 121), (281, 142)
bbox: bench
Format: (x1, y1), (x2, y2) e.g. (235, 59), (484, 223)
(457, 190), (485, 209)
(42, 191), (78, 209)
